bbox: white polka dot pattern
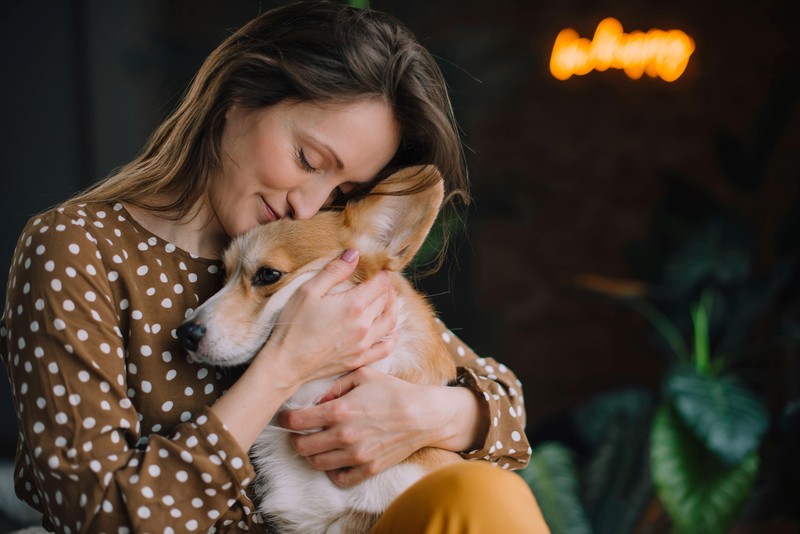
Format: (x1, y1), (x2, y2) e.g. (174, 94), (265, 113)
(433, 320), (530, 469)
(1, 203), (264, 532)
(2, 202), (530, 531)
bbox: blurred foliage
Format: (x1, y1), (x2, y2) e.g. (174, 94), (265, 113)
(519, 388), (655, 534)
(411, 211), (466, 275)
(650, 403), (760, 534)
(666, 366), (768, 467)
(575, 389), (655, 534)
(522, 72), (800, 532)
(346, 0), (369, 9)
(519, 443), (593, 534)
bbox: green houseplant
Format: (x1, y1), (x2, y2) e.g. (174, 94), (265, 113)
(520, 72), (799, 533)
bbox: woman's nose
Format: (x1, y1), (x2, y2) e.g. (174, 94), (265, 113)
(287, 185), (336, 220)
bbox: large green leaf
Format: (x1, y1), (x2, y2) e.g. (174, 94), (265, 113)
(518, 442), (592, 534)
(650, 403), (760, 534)
(572, 387), (655, 448)
(582, 410), (654, 534)
(570, 388), (655, 533)
(667, 367), (768, 465)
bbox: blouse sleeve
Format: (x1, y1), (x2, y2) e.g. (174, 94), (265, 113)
(434, 319), (531, 470)
(0, 212), (265, 533)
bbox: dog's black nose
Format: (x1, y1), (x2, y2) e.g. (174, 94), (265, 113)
(176, 321), (206, 352)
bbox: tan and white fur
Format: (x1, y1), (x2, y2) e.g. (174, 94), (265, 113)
(178, 166), (461, 533)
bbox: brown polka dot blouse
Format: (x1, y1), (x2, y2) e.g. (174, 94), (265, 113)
(1, 202), (531, 532)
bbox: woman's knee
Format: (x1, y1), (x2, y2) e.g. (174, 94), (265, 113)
(372, 461), (550, 534)
(431, 461), (528, 503)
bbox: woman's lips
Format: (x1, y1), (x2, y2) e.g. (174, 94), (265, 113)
(261, 196), (278, 222)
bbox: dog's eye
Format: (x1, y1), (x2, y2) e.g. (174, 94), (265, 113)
(252, 267), (283, 286)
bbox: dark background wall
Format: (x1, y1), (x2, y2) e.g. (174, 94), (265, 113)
(1, 0), (798, 477)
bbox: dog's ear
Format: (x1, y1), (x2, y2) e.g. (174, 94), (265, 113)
(345, 165), (445, 272)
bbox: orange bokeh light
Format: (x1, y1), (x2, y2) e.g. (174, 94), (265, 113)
(550, 18), (695, 82)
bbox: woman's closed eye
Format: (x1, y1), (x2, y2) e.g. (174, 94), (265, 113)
(296, 147), (319, 173)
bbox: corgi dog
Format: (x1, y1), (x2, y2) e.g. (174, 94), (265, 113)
(177, 165), (462, 533)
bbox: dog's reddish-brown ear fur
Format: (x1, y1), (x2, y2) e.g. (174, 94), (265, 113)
(344, 165), (444, 272)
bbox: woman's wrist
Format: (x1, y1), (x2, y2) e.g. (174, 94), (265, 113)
(426, 383), (489, 454)
(210, 349), (300, 450)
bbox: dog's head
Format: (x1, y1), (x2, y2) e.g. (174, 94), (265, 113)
(176, 165), (444, 366)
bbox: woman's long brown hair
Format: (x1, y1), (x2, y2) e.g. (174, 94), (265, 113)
(68, 1), (469, 265)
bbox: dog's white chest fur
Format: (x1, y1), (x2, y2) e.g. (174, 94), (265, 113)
(249, 301), (426, 533)
(251, 423), (424, 533)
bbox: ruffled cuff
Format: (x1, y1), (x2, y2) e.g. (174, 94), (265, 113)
(193, 406), (257, 489)
(454, 366), (531, 470)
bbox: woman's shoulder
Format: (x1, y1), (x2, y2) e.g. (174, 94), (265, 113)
(17, 202), (118, 252)
(9, 203), (116, 276)
(22, 201), (120, 235)
(14, 201), (221, 278)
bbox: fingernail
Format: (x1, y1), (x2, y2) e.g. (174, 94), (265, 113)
(341, 248), (359, 263)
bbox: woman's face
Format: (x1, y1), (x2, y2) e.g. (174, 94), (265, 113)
(209, 99), (401, 238)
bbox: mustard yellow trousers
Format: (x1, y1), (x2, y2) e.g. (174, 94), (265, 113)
(370, 462), (551, 534)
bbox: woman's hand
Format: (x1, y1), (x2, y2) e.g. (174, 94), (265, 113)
(261, 249), (399, 390)
(213, 249), (398, 450)
(278, 366), (489, 487)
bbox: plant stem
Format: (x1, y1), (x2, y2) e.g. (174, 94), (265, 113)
(691, 289), (714, 375)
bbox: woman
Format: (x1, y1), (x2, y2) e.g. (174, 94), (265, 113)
(1, 2), (548, 532)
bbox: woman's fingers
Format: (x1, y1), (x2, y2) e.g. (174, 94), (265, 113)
(288, 426), (343, 459)
(290, 428), (388, 488)
(328, 465), (374, 488)
(262, 248), (398, 386)
(354, 274), (397, 348)
(371, 281), (397, 335)
(331, 270), (397, 365)
(301, 248), (360, 297)
(350, 270), (392, 317)
(280, 371), (365, 432)
(280, 402), (334, 434)
(281, 369), (445, 488)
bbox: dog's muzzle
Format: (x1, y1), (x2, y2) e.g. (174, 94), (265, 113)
(176, 320), (206, 353)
